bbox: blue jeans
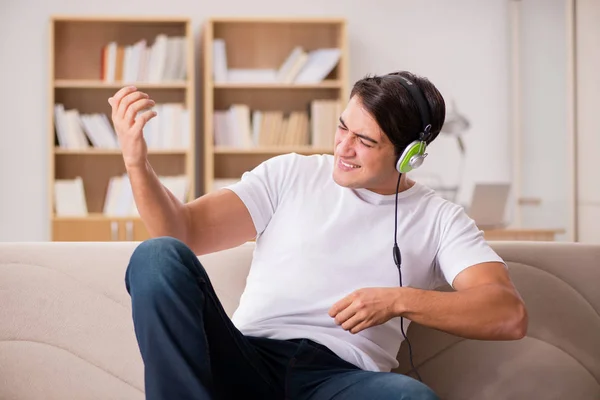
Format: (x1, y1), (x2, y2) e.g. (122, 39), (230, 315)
(125, 236), (439, 400)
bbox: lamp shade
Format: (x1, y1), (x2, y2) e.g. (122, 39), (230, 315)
(440, 100), (470, 155)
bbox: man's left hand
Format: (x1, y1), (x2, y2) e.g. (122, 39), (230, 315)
(328, 288), (400, 334)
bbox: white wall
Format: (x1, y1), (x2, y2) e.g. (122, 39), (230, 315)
(515, 0), (574, 239)
(575, 0), (600, 243)
(0, 0), (512, 241)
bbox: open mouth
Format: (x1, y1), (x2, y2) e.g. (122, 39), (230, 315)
(338, 159), (361, 170)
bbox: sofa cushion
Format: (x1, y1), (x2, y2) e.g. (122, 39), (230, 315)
(398, 337), (598, 400)
(0, 241), (255, 400)
(0, 341), (142, 400)
(0, 242), (144, 400)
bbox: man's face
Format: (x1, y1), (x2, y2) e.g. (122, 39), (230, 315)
(332, 96), (399, 195)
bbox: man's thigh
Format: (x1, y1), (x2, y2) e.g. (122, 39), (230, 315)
(305, 370), (439, 400)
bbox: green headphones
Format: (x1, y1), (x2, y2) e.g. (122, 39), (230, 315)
(393, 76), (433, 174)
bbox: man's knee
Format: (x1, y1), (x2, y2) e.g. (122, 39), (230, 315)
(374, 373), (439, 400)
(395, 375), (439, 400)
(125, 236), (205, 295)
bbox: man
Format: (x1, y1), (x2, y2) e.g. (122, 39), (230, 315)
(109, 71), (527, 400)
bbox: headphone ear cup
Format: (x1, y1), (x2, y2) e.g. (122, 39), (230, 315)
(396, 156), (408, 174)
(396, 140), (427, 173)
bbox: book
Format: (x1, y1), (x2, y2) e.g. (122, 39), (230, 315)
(54, 177), (88, 216)
(294, 48), (341, 83)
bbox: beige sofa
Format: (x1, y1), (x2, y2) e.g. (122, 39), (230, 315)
(0, 240), (599, 400)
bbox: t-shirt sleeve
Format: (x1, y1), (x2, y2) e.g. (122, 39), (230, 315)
(435, 204), (506, 288)
(223, 153), (297, 237)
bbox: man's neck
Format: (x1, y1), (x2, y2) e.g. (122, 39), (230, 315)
(368, 174), (415, 196)
(398, 175), (415, 193)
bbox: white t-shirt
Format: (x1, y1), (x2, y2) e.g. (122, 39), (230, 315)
(225, 153), (504, 372)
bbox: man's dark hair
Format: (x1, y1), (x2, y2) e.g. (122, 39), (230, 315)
(350, 71), (446, 157)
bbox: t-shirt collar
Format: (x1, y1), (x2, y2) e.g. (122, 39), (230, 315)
(352, 182), (423, 205)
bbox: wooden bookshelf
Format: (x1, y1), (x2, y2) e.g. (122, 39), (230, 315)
(49, 16), (195, 241)
(201, 17), (349, 193)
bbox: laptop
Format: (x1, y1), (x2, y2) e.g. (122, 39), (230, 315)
(466, 183), (511, 229)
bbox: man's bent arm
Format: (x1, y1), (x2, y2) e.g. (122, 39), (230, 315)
(394, 262), (528, 340)
(127, 160), (190, 242)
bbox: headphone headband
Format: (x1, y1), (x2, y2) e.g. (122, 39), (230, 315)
(392, 74), (433, 174)
(395, 75), (432, 141)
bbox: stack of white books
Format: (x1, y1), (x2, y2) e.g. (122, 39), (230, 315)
(212, 40), (341, 84)
(310, 99), (342, 148)
(103, 174), (188, 217)
(101, 35), (187, 83)
(213, 105), (252, 148)
(143, 103), (190, 150)
(54, 104), (118, 149)
(54, 177), (88, 217)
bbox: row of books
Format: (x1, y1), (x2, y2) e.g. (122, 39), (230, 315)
(104, 174), (188, 216)
(54, 103), (189, 150)
(213, 40), (341, 84)
(53, 175), (188, 217)
(101, 35), (187, 83)
(143, 103), (190, 149)
(54, 104), (118, 149)
(213, 100), (341, 148)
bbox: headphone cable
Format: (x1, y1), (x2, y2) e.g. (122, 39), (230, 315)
(394, 172), (423, 382)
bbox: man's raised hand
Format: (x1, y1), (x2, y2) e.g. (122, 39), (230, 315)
(108, 86), (157, 169)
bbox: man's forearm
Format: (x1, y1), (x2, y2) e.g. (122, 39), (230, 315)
(127, 160), (190, 241)
(394, 284), (527, 340)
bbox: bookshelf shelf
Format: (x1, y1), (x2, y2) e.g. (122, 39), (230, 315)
(54, 80), (188, 89)
(49, 15), (191, 23)
(49, 16), (195, 242)
(202, 16), (346, 24)
(54, 148), (189, 155)
(214, 146), (333, 155)
(202, 17), (349, 193)
(213, 81), (342, 89)
(52, 213), (153, 224)
(52, 214), (142, 222)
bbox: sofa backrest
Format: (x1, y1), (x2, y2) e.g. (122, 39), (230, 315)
(394, 241), (600, 400)
(199, 241), (255, 315)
